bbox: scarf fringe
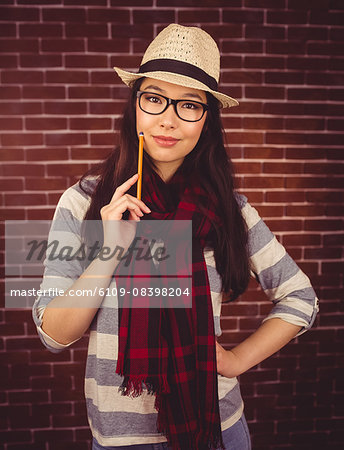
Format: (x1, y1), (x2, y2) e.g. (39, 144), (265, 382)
(118, 374), (170, 398)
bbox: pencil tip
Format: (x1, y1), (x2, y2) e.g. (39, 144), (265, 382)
(139, 132), (144, 136)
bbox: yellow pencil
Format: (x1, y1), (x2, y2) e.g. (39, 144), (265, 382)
(137, 132), (144, 200)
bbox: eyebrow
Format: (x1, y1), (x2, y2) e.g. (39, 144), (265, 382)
(142, 84), (205, 102)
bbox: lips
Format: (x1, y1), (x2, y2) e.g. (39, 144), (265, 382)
(153, 135), (180, 147)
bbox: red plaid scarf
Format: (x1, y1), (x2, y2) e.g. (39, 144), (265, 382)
(115, 169), (225, 450)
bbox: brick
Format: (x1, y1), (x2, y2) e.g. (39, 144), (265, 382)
(0, 55), (18, 68)
(41, 39), (85, 53)
(25, 177), (68, 190)
(42, 8), (86, 22)
(87, 8), (129, 22)
(19, 24), (63, 37)
(245, 0), (285, 6)
(0, 101), (42, 115)
(1, 70), (44, 84)
(305, 247), (342, 259)
(46, 70), (89, 84)
(111, 24), (153, 39)
(22, 86), (65, 99)
(243, 117), (283, 130)
(178, 9), (220, 23)
(44, 101), (87, 115)
(1, 133), (43, 146)
(89, 101), (125, 115)
(65, 54), (108, 68)
(266, 40), (306, 54)
(0, 178), (24, 191)
(268, 10), (307, 24)
(243, 176), (284, 189)
(245, 25), (285, 39)
(288, 26), (328, 40)
(323, 233), (344, 246)
(308, 42), (344, 56)
(244, 56), (285, 69)
(112, 0), (151, 4)
(66, 23), (107, 38)
(286, 204), (326, 217)
(286, 177), (325, 188)
(265, 71), (304, 84)
(288, 0), (329, 8)
(133, 9), (175, 23)
(304, 163), (344, 175)
(223, 9), (263, 23)
(287, 56), (329, 70)
(0, 39), (39, 53)
(87, 39), (130, 53)
(202, 24), (243, 39)
(310, 10), (344, 25)
(222, 40), (263, 54)
(71, 147), (112, 160)
(20, 54), (62, 68)
(90, 132), (117, 146)
(91, 70), (120, 85)
(66, 0), (107, 4)
(0, 6), (39, 21)
(27, 147), (70, 162)
(157, 0), (239, 4)
(46, 163), (88, 177)
(285, 118), (325, 130)
(27, 208), (56, 220)
(0, 23), (16, 37)
(288, 88), (329, 101)
(26, 117), (67, 130)
(243, 147), (284, 159)
(68, 86), (110, 99)
(305, 219), (342, 231)
(45, 133), (87, 146)
(0, 118), (22, 130)
(283, 233), (321, 246)
(221, 70), (262, 84)
(234, 162), (261, 173)
(70, 118), (112, 130)
(0, 86), (21, 99)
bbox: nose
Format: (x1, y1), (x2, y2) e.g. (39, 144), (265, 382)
(159, 103), (178, 129)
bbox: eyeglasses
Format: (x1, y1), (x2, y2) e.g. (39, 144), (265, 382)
(136, 91), (208, 122)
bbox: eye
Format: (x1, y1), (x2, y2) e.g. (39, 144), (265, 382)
(181, 101), (201, 110)
(143, 94), (162, 104)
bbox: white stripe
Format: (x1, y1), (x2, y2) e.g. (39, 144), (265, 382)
(55, 184), (91, 221)
(250, 236), (286, 273)
(85, 375), (239, 414)
(262, 313), (309, 329)
(88, 330), (118, 359)
(241, 202), (261, 230)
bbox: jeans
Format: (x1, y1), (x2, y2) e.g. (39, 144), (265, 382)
(92, 414), (251, 450)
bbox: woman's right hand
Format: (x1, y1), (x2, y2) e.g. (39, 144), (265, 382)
(100, 173), (151, 252)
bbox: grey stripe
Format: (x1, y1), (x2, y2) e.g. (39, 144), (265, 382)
(268, 304), (311, 323)
(51, 206), (83, 235)
(74, 178), (98, 200)
(86, 397), (162, 437)
(85, 378), (242, 437)
(207, 265), (222, 293)
(258, 253), (299, 290)
(90, 308), (118, 334)
(288, 287), (317, 305)
(86, 356), (122, 386)
(248, 219), (274, 257)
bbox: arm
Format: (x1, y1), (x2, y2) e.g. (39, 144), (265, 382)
(216, 318), (301, 378)
(216, 197), (319, 377)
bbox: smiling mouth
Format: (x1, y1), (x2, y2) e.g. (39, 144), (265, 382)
(153, 136), (180, 147)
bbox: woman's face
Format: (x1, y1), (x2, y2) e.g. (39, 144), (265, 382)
(136, 77), (207, 182)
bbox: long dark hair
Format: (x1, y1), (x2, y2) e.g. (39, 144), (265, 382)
(79, 78), (250, 301)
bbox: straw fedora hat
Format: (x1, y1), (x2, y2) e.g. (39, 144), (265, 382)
(113, 24), (239, 109)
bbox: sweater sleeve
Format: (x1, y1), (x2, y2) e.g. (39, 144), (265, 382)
(32, 181), (93, 352)
(239, 195), (319, 337)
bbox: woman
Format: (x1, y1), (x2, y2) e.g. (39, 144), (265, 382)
(33, 24), (319, 450)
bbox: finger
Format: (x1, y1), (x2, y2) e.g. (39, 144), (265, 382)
(106, 196), (145, 220)
(111, 174), (139, 202)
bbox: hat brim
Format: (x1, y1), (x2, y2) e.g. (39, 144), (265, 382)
(113, 67), (239, 109)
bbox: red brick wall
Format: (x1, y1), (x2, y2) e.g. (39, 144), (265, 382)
(1, 1), (343, 449)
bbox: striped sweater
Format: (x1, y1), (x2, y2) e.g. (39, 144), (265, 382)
(32, 179), (319, 447)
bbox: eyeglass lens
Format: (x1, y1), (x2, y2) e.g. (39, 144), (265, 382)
(139, 92), (205, 122)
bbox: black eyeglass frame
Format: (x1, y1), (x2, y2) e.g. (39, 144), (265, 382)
(136, 91), (209, 122)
